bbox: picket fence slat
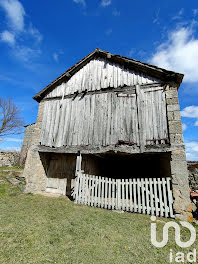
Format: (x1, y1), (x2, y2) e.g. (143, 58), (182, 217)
(73, 173), (175, 218)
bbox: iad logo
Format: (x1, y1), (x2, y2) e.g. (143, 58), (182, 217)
(150, 216), (197, 263)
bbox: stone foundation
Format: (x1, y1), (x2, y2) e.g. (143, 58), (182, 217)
(0, 151), (20, 167)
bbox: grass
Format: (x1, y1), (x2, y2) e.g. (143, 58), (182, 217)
(0, 166), (23, 171)
(0, 176), (197, 264)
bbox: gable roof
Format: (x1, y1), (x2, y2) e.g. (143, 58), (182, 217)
(33, 48), (184, 102)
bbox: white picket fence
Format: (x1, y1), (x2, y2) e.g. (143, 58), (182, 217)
(73, 173), (174, 218)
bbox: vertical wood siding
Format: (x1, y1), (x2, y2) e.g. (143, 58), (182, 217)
(40, 92), (139, 147)
(44, 58), (159, 98)
(40, 86), (168, 149)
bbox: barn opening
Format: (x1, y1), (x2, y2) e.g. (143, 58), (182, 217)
(74, 152), (174, 218)
(42, 151), (174, 217)
(81, 152), (171, 179)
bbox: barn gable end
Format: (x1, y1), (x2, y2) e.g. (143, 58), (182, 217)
(44, 57), (160, 99)
(22, 49), (191, 221)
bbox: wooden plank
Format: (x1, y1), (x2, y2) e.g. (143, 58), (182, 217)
(153, 178), (159, 216)
(133, 179), (137, 212)
(91, 175), (95, 206)
(84, 174), (88, 205)
(121, 179), (125, 211)
(157, 178), (164, 217)
(117, 179), (121, 210)
(126, 179), (129, 211)
(108, 177), (112, 209)
(136, 85), (145, 152)
(74, 174), (79, 203)
(87, 175), (91, 206)
(81, 173), (85, 205)
(95, 176), (99, 207)
(105, 177), (108, 209)
(137, 178), (141, 213)
(112, 178), (115, 210)
(141, 178), (146, 214)
(98, 176), (101, 208)
(101, 177), (105, 208)
(129, 179), (133, 212)
(162, 178), (168, 217)
(167, 178), (174, 218)
(145, 178), (150, 215)
(149, 178), (154, 216)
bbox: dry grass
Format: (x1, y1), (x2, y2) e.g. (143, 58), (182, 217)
(0, 176), (197, 264)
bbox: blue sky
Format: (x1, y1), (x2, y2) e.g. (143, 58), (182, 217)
(0, 0), (198, 160)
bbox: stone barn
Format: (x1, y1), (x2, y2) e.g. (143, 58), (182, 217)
(23, 48), (191, 219)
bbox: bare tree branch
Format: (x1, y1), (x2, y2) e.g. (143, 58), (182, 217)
(0, 98), (24, 137)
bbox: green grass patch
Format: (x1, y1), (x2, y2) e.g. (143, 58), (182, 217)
(0, 179), (197, 264)
(0, 166), (23, 171)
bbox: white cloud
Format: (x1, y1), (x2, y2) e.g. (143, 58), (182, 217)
(193, 9), (198, 16)
(153, 8), (160, 24)
(4, 137), (23, 142)
(28, 24), (43, 43)
(0, 0), (43, 63)
(14, 46), (41, 62)
(101, 0), (111, 7)
(128, 48), (135, 57)
(185, 142), (198, 161)
(2, 146), (21, 151)
(0, 30), (15, 45)
(150, 26), (198, 83)
(73, 0), (86, 7)
(172, 8), (184, 20)
(181, 105), (198, 126)
(112, 8), (120, 16)
(0, 0), (25, 31)
(182, 123), (187, 131)
(53, 52), (58, 62)
(105, 28), (112, 35)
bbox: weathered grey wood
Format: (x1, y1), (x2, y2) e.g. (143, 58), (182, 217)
(162, 178), (168, 217)
(133, 179), (137, 212)
(74, 174), (175, 218)
(149, 178), (154, 215)
(129, 179), (133, 212)
(141, 178), (146, 214)
(137, 178), (141, 213)
(117, 179), (121, 210)
(105, 177), (108, 209)
(136, 85), (145, 152)
(167, 178), (174, 218)
(158, 178), (164, 217)
(153, 178), (159, 216)
(126, 179), (129, 211)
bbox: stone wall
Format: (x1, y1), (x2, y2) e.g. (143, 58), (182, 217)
(188, 162), (198, 191)
(165, 84), (191, 220)
(20, 123), (36, 166)
(0, 151), (20, 167)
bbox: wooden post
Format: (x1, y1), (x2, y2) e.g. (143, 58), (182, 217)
(75, 151), (82, 175)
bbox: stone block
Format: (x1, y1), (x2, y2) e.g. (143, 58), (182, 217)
(174, 111), (181, 120)
(168, 121), (183, 134)
(167, 104), (180, 112)
(166, 97), (179, 105)
(165, 90), (178, 99)
(169, 134), (184, 144)
(167, 111), (174, 121)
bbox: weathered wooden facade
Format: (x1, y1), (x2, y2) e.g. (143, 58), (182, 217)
(23, 49), (191, 219)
